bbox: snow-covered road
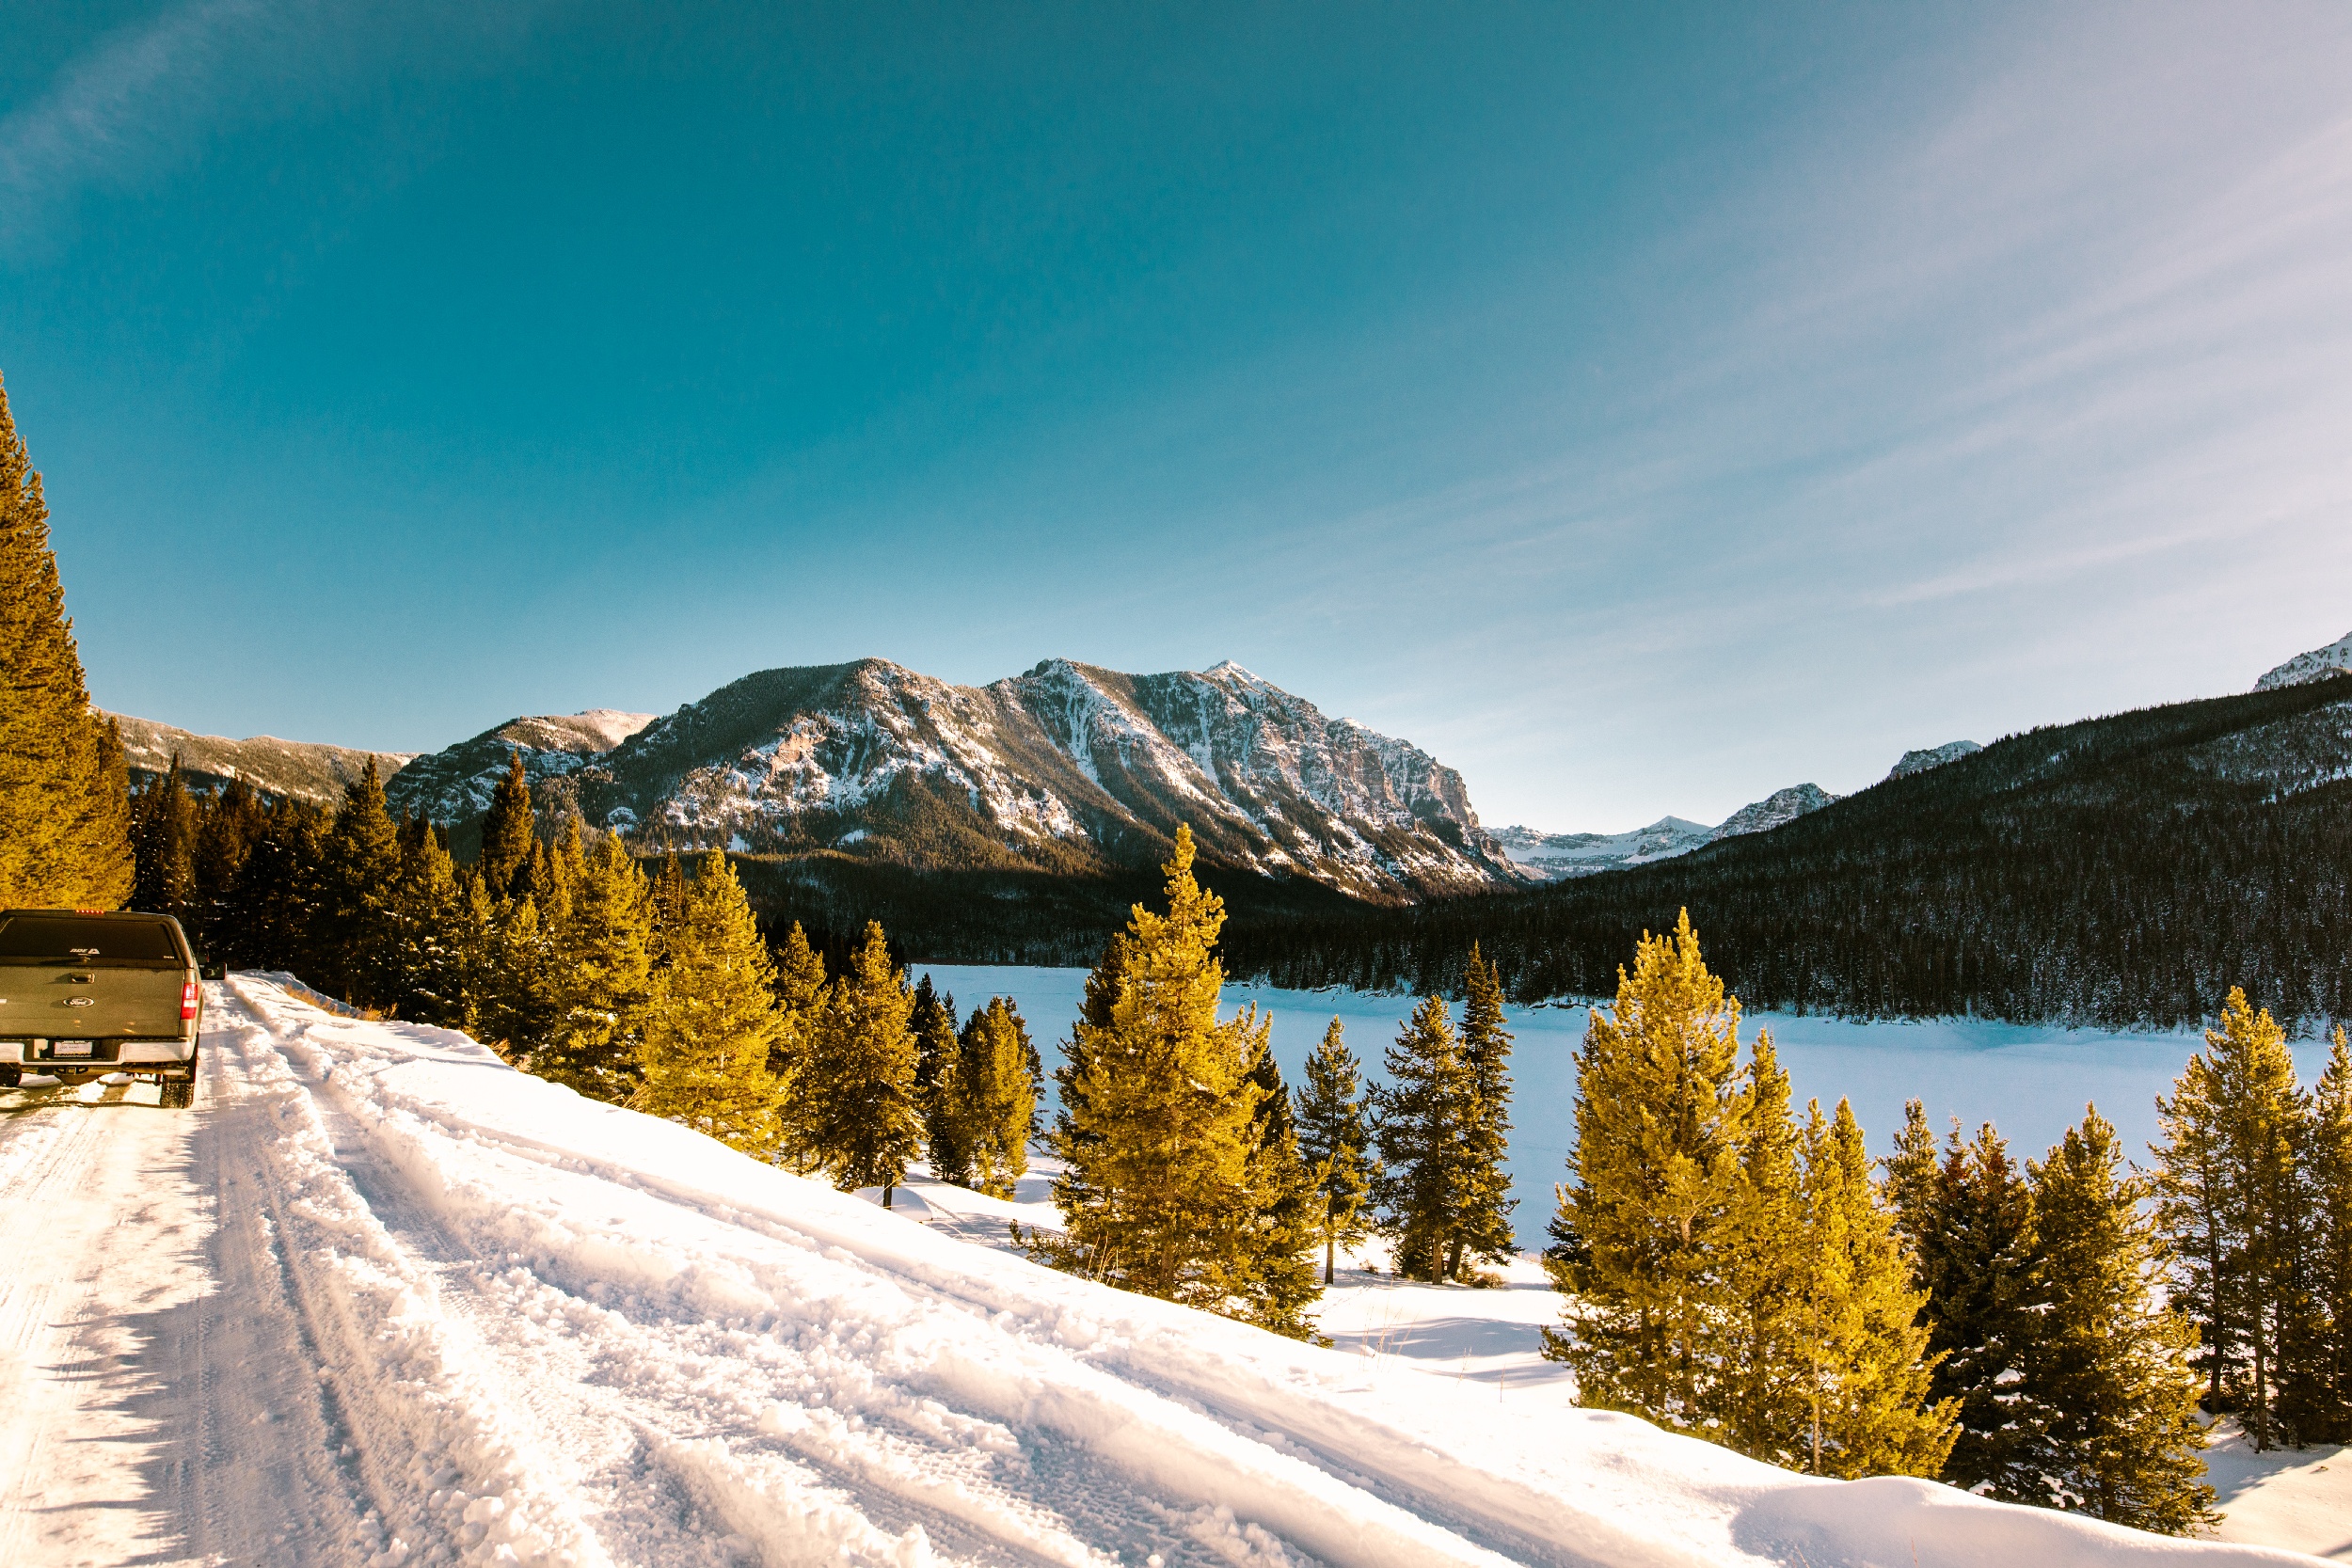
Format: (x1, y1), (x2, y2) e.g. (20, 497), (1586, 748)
(0, 978), (2328, 1567)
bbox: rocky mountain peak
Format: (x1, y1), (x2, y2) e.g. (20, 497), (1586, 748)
(2257, 631), (2352, 690)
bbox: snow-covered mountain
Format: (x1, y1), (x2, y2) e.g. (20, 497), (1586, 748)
(107, 711), (417, 805)
(2258, 630), (2352, 690)
(384, 708), (656, 829)
(1495, 783), (1844, 883)
(585, 658), (1518, 900)
(1885, 739), (1983, 780)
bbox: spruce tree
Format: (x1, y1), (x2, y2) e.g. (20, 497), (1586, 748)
(130, 757), (199, 914)
(1791, 1099), (1955, 1480)
(1373, 995), (1474, 1281)
(2027, 1108), (2217, 1532)
(802, 921), (925, 1199)
(1294, 1018), (1375, 1284)
(387, 816), (467, 1024)
(2306, 1029), (2352, 1441)
(1544, 911), (1748, 1432)
(2153, 987), (2310, 1449)
(956, 997), (1037, 1199)
(322, 758), (403, 1007)
(769, 920), (829, 1168)
(1038, 827), (1313, 1330)
(534, 833), (655, 1102)
(1240, 1018), (1325, 1338)
(1916, 1122), (2046, 1496)
(0, 372), (134, 910)
(1721, 1027), (1806, 1463)
(912, 975), (969, 1185)
(633, 850), (784, 1158)
(478, 750), (534, 901)
(1454, 943), (1518, 1277)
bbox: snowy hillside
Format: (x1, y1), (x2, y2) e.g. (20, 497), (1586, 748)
(386, 709), (657, 832)
(1494, 784), (1840, 882)
(2258, 631), (2352, 690)
(589, 657), (1520, 900)
(0, 979), (2325, 1568)
(109, 710), (418, 804)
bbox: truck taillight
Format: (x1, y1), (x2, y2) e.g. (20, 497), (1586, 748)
(183, 981), (199, 1020)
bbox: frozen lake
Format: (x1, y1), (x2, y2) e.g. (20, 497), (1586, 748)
(918, 963), (2334, 1244)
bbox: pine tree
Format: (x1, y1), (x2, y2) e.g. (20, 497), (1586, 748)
(477, 750), (534, 901)
(769, 920), (828, 1169)
(2306, 1029), (2352, 1441)
(386, 816), (467, 1024)
(1915, 1121), (2046, 1497)
(912, 975), (969, 1185)
(1037, 827), (1312, 1329)
(129, 757), (199, 914)
(1544, 911), (1748, 1433)
(956, 997), (1037, 1199)
(534, 833), (654, 1102)
(1453, 943), (1518, 1277)
(1790, 1099), (1955, 1479)
(0, 372), (134, 910)
(2027, 1107), (2217, 1532)
(321, 758), (403, 1008)
(633, 850), (785, 1157)
(802, 920), (925, 1198)
(1294, 1019), (1375, 1284)
(1720, 1027), (1805, 1462)
(1373, 995), (1475, 1281)
(2153, 987), (2311, 1449)
(1239, 1018), (1325, 1338)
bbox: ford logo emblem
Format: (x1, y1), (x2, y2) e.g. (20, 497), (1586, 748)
(65, 998), (94, 1007)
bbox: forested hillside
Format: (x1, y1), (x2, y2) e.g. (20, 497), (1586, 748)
(1221, 678), (2352, 1029)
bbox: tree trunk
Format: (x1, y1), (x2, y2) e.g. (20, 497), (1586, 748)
(883, 1181), (894, 1209)
(1325, 1233), (1335, 1286)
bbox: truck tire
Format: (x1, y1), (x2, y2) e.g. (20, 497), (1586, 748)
(161, 1078), (193, 1109)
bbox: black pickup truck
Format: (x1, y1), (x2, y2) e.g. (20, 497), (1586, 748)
(0, 910), (204, 1107)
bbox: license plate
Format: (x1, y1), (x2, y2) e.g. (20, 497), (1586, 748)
(51, 1039), (92, 1058)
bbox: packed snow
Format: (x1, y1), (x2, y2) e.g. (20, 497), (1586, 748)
(0, 977), (2338, 1565)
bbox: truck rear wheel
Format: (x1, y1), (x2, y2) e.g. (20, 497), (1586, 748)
(161, 1078), (193, 1109)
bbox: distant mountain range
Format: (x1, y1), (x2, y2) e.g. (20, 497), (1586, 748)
(108, 713), (417, 804)
(2260, 630), (2352, 690)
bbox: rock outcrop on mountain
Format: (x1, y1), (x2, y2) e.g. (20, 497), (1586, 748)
(2258, 630), (2352, 690)
(1710, 782), (1839, 839)
(1885, 740), (1983, 781)
(585, 658), (1518, 902)
(108, 712), (416, 805)
(384, 710), (656, 830)
(1494, 783), (1842, 883)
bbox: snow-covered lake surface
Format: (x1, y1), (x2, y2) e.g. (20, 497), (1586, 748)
(2, 976), (2331, 1565)
(919, 965), (2336, 1235)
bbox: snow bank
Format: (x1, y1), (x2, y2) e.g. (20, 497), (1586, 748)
(206, 975), (2324, 1567)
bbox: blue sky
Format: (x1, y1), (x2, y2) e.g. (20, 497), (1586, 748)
(6, 2), (2349, 831)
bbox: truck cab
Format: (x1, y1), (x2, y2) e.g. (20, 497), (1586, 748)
(0, 910), (203, 1107)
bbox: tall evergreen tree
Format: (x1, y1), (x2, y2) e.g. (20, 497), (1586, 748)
(1453, 943), (1518, 1276)
(1240, 1020), (1325, 1338)
(633, 850), (785, 1158)
(2153, 987), (2311, 1449)
(477, 750), (534, 901)
(1720, 1027), (1805, 1462)
(955, 997), (1037, 1200)
(2306, 1028), (2352, 1442)
(1295, 1019), (1375, 1285)
(1544, 911), (1749, 1432)
(1373, 995), (1475, 1281)
(533, 832), (655, 1102)
(911, 975), (968, 1184)
(1915, 1122), (2047, 1496)
(321, 758), (403, 1007)
(2026, 1107), (2217, 1533)
(803, 921), (925, 1199)
(386, 816), (468, 1024)
(1789, 1099), (1955, 1479)
(129, 756), (199, 914)
(1037, 827), (1314, 1334)
(0, 372), (134, 910)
